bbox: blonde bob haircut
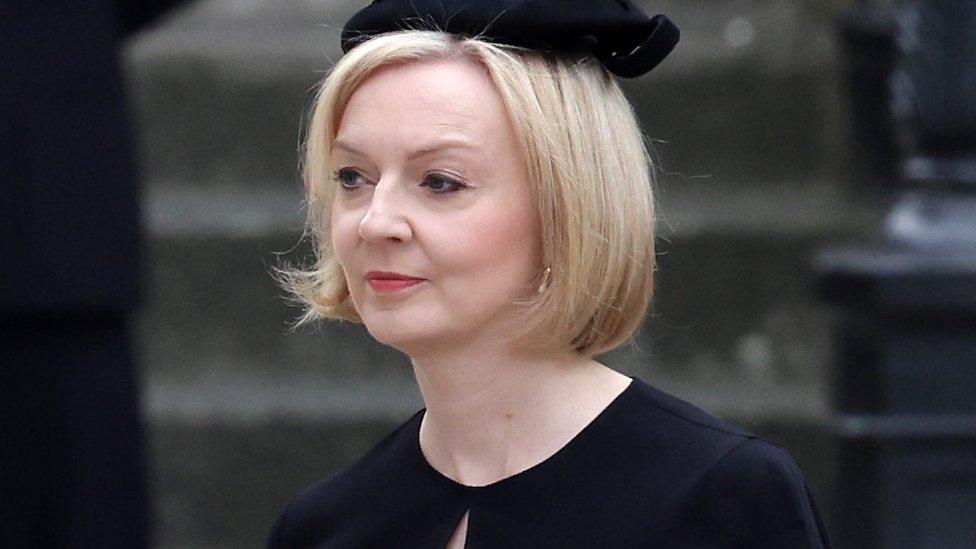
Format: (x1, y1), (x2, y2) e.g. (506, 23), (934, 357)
(277, 30), (656, 358)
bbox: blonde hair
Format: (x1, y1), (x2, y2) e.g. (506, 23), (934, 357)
(276, 30), (656, 358)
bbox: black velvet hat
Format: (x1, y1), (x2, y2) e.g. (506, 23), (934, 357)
(341, 0), (680, 78)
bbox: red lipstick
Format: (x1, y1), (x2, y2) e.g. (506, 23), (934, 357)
(364, 271), (426, 293)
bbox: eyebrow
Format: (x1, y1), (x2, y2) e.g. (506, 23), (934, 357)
(331, 137), (479, 161)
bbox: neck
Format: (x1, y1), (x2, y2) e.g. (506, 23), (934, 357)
(410, 341), (630, 487)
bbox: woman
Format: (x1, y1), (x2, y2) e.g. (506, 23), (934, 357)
(269, 1), (829, 547)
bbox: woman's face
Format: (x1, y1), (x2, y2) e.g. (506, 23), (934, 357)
(330, 57), (541, 356)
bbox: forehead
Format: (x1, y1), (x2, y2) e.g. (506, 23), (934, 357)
(335, 57), (514, 152)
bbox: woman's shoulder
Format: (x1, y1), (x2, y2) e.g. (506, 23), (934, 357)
(266, 410), (424, 548)
(619, 377), (830, 547)
(615, 377), (760, 467)
(625, 377), (753, 437)
(685, 436), (831, 546)
(621, 377), (811, 495)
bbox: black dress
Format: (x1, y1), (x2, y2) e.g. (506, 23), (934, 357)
(267, 377), (830, 548)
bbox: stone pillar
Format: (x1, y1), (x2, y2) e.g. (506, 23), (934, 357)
(819, 1), (976, 547)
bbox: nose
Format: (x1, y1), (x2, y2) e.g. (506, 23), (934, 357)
(357, 179), (412, 242)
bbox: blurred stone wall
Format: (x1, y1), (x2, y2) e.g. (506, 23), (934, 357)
(126, 0), (868, 546)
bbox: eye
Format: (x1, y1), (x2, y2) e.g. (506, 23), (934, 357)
(332, 168), (368, 190)
(421, 173), (467, 194)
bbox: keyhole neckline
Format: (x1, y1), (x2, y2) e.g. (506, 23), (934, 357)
(412, 376), (637, 492)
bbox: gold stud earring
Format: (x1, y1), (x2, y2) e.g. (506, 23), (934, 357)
(537, 266), (552, 294)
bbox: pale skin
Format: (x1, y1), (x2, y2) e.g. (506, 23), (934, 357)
(330, 56), (632, 546)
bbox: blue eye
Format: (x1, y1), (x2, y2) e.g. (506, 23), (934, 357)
(422, 173), (466, 194)
(332, 169), (466, 194)
(333, 168), (367, 190)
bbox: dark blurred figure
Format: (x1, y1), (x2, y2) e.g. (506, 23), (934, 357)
(1, 2), (187, 547)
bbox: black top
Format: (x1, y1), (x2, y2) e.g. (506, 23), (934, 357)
(267, 377), (830, 548)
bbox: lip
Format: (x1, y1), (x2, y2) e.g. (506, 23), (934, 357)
(367, 279), (425, 293)
(364, 271), (427, 294)
(365, 271), (424, 281)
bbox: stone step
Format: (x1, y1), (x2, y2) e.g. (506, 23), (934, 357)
(133, 3), (852, 547)
(145, 372), (827, 432)
(149, 412), (836, 549)
(150, 415), (397, 549)
(144, 0), (840, 72)
(141, 175), (877, 239)
(125, 0), (850, 191)
(136, 231), (410, 386)
(137, 206), (859, 399)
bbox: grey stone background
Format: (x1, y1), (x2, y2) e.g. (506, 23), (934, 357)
(126, 0), (874, 546)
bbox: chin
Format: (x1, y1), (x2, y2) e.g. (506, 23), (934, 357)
(367, 329), (445, 358)
(362, 316), (447, 356)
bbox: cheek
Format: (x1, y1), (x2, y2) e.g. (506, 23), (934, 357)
(330, 207), (360, 271)
(437, 202), (540, 284)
